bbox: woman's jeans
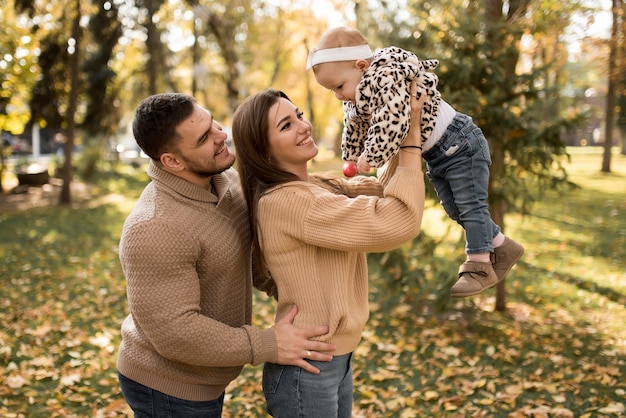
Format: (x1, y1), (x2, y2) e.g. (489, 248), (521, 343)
(422, 112), (500, 254)
(118, 372), (224, 418)
(263, 352), (353, 418)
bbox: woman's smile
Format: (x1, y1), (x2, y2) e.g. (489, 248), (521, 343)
(297, 136), (313, 146)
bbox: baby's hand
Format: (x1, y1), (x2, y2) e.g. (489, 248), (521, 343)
(357, 154), (371, 174)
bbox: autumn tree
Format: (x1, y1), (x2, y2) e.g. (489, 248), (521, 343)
(82, 1), (123, 140)
(187, 1), (245, 115)
(11, 0), (80, 154)
(132, 0), (175, 95)
(0, 1), (39, 193)
(358, 0), (584, 310)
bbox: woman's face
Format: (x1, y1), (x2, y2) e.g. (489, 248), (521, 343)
(267, 97), (318, 177)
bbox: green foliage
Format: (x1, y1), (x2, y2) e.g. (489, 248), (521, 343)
(367, 229), (458, 311)
(0, 4), (39, 134)
(74, 142), (103, 181)
(360, 0), (592, 219)
(28, 30), (70, 131)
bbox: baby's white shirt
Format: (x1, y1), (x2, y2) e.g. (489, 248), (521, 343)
(422, 100), (456, 152)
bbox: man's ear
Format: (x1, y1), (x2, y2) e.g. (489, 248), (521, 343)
(355, 59), (370, 71)
(160, 152), (184, 171)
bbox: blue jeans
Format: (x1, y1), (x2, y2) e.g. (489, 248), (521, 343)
(422, 113), (500, 254)
(118, 372), (224, 417)
(263, 353), (353, 418)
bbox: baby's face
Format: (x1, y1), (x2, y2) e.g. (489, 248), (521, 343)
(313, 61), (364, 104)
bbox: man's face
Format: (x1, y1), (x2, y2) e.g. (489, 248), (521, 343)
(313, 60), (365, 104)
(173, 104), (235, 178)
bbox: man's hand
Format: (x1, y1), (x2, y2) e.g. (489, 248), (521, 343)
(273, 305), (336, 374)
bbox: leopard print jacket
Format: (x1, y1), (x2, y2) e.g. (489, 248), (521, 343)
(342, 46), (442, 168)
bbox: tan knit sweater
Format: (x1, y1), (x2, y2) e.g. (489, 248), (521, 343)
(117, 162), (277, 402)
(258, 161), (424, 356)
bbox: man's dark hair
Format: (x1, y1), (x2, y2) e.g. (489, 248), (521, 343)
(132, 93), (196, 160)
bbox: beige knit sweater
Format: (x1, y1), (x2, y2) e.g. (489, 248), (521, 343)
(117, 162), (277, 402)
(258, 160), (424, 356)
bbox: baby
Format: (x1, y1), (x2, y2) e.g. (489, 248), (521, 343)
(307, 27), (524, 298)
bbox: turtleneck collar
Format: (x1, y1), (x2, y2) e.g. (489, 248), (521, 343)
(148, 161), (224, 204)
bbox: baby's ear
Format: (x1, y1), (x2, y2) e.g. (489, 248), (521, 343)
(355, 59), (370, 71)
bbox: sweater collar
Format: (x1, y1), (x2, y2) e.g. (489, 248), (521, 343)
(148, 161), (221, 203)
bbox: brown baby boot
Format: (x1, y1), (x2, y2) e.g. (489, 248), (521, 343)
(491, 237), (524, 282)
(450, 261), (499, 298)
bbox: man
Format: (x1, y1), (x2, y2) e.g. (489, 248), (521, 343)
(117, 93), (335, 416)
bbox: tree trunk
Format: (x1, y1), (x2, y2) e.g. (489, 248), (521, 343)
(490, 145), (508, 310)
(60, 0), (81, 205)
(191, 19), (200, 97)
(602, 0), (619, 173)
(0, 148), (6, 193)
(143, 0), (166, 95)
(484, 0), (529, 310)
(187, 1), (241, 116)
(205, 16), (240, 116)
(484, 0), (506, 311)
(621, 0), (626, 155)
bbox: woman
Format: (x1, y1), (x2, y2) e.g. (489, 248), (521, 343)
(232, 84), (426, 418)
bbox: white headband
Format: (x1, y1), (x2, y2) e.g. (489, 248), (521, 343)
(306, 45), (373, 70)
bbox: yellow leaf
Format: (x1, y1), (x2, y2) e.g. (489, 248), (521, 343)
(474, 378), (487, 388)
(66, 393), (87, 403)
(423, 390), (439, 401)
(505, 384), (524, 396)
(598, 403), (625, 414)
(369, 367), (395, 382)
(441, 367), (456, 377)
(443, 402), (458, 411)
(28, 324), (52, 337)
(354, 344), (370, 356)
(400, 409), (417, 418)
(359, 389), (376, 399)
(89, 333), (112, 349)
(29, 356), (55, 367)
(6, 373), (27, 389)
(440, 346), (461, 356)
(550, 408), (574, 417)
(385, 398), (401, 409)
(544, 383), (559, 393)
(60, 372), (82, 387)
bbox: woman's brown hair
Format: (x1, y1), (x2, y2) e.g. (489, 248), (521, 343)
(232, 89), (301, 297)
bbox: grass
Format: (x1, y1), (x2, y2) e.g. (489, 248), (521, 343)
(0, 148), (624, 417)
